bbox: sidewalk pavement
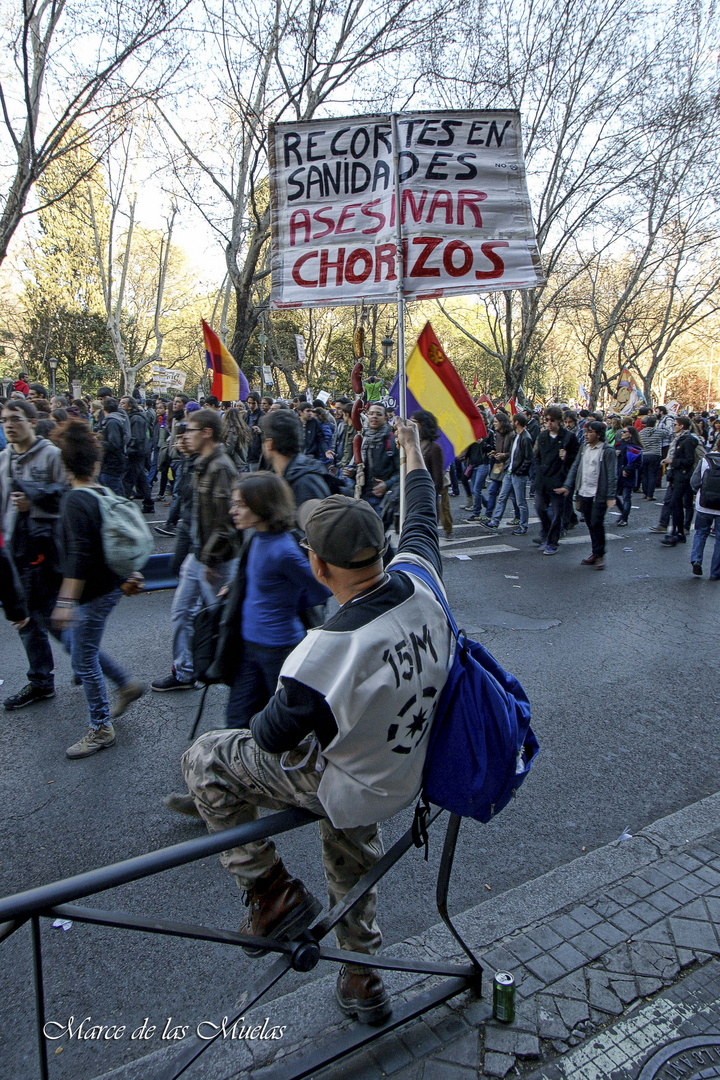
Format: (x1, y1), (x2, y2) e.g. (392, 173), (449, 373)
(96, 791), (720, 1080)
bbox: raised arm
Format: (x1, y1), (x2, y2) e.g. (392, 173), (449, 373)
(393, 418), (443, 579)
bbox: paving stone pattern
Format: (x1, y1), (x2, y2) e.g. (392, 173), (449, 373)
(312, 834), (720, 1080)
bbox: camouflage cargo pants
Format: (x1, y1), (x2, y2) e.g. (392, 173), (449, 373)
(182, 729), (383, 959)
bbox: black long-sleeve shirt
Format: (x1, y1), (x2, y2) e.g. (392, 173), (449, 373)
(101, 414), (126, 477)
(58, 488), (124, 603)
(533, 427), (579, 491)
(250, 470), (441, 753)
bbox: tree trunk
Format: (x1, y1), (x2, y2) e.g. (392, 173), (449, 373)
(229, 283), (261, 367)
(588, 339), (610, 410)
(0, 159), (35, 266)
(642, 372), (654, 409)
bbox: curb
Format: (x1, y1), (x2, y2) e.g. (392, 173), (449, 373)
(90, 790), (720, 1080)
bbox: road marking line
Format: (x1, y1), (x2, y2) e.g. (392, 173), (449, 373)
(449, 517), (541, 530)
(442, 544), (518, 558)
(441, 533), (502, 547)
(558, 533), (620, 546)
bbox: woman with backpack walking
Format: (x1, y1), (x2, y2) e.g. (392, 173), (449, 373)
(51, 422), (146, 759)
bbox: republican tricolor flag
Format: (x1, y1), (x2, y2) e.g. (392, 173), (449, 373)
(202, 319), (249, 402)
(390, 323), (487, 468)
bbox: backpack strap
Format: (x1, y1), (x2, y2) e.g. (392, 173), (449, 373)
(392, 561), (460, 638)
(79, 486), (112, 501)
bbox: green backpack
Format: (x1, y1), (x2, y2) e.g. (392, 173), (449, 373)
(85, 488), (154, 578)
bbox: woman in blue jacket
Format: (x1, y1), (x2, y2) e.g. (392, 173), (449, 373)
(615, 425), (643, 526)
(223, 472), (331, 727)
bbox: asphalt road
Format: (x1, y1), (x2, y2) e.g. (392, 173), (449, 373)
(0, 491), (718, 1080)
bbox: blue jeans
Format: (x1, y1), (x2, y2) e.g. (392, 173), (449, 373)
(147, 447), (159, 484)
(18, 569), (125, 694)
(226, 641), (296, 728)
(99, 472), (124, 496)
(491, 474), (528, 527)
(691, 513), (720, 577)
(485, 478), (502, 517)
(471, 464), (490, 513)
(171, 554), (237, 682)
(616, 481), (633, 523)
(67, 589), (128, 729)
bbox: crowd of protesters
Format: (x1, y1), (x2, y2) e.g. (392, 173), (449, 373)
(2, 380), (718, 702)
(1, 375), (718, 730)
(460, 402), (719, 575)
(1, 366), (718, 1024)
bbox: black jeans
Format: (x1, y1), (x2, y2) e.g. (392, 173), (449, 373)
(578, 497), (607, 557)
(669, 476), (691, 536)
(659, 482), (673, 528)
(562, 492), (579, 529)
(18, 591), (62, 692)
(170, 522), (192, 577)
(661, 478), (694, 531)
(534, 489), (565, 546)
(641, 455), (661, 499)
(124, 456), (154, 508)
(449, 461), (471, 497)
(226, 641), (295, 728)
(158, 458), (173, 498)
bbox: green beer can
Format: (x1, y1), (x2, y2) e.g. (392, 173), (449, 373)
(493, 971), (515, 1023)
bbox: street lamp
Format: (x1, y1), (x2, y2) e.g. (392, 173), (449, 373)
(48, 357), (58, 396)
(381, 327), (394, 364)
(329, 368), (337, 399)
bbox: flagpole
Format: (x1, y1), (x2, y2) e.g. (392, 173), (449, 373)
(391, 112), (407, 529)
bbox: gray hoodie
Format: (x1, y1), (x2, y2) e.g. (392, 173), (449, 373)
(0, 437), (66, 549)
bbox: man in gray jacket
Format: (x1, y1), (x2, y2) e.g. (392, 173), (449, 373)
(558, 421), (617, 569)
(0, 399), (67, 709)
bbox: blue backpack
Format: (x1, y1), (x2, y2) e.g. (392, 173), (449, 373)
(394, 563), (539, 824)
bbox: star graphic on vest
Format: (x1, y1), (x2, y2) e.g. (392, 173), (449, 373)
(406, 708), (428, 738)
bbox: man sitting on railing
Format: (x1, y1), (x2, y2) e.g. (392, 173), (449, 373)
(181, 418), (455, 1025)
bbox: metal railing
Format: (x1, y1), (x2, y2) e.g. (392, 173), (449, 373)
(0, 807), (482, 1080)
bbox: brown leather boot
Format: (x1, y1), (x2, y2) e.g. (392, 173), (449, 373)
(239, 860), (322, 957)
(335, 965), (392, 1025)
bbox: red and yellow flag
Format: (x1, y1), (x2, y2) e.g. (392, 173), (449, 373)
(202, 320), (249, 401)
(403, 323), (487, 455)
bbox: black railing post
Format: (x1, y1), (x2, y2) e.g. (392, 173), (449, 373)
(31, 915), (50, 1080)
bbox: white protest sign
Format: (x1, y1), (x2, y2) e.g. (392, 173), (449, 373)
(269, 110), (543, 308)
(316, 389), (330, 404)
(294, 335), (307, 363)
(169, 370), (187, 391)
(150, 365), (186, 391)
